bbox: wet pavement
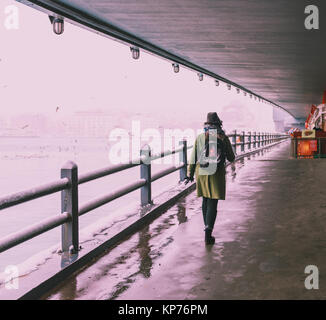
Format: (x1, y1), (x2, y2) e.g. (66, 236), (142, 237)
(44, 140), (326, 299)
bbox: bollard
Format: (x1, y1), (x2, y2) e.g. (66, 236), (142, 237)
(179, 140), (187, 182)
(232, 130), (237, 155)
(140, 145), (152, 206)
(61, 161), (79, 254)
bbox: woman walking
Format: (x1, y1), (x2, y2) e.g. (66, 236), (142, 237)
(187, 112), (235, 245)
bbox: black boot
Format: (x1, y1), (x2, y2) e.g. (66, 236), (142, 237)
(205, 228), (215, 245)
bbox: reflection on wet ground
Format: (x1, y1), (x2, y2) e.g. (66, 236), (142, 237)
(45, 195), (194, 300)
(45, 141), (326, 299)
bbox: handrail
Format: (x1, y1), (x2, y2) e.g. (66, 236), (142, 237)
(79, 179), (146, 216)
(151, 164), (184, 182)
(78, 162), (141, 185)
(0, 213), (70, 253)
(0, 178), (70, 211)
(0, 132), (288, 255)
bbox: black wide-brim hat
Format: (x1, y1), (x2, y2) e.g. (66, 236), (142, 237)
(204, 112), (222, 126)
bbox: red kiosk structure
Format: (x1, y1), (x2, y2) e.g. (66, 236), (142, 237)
(291, 91), (326, 158)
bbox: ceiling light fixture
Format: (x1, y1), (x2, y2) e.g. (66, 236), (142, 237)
(49, 16), (64, 35)
(130, 46), (140, 60)
(172, 63), (179, 73)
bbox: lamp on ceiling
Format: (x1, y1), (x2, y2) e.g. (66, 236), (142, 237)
(49, 16), (64, 35)
(197, 73), (204, 81)
(130, 46), (140, 60)
(215, 80), (220, 86)
(227, 84), (232, 90)
(172, 63), (180, 73)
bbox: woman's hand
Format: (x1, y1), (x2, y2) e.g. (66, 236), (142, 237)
(184, 176), (194, 185)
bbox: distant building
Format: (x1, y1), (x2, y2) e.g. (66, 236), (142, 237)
(63, 110), (113, 137)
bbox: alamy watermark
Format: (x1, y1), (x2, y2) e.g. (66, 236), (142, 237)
(3, 5), (19, 30)
(304, 5), (319, 30)
(107, 120), (223, 174)
(304, 265), (319, 290)
(1, 265), (19, 290)
(107, 120), (199, 165)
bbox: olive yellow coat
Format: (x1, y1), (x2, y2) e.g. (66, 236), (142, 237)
(187, 132), (235, 200)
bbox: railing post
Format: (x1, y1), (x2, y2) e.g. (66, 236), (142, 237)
(258, 132), (261, 148)
(241, 131), (245, 152)
(253, 132), (256, 149)
(140, 145), (152, 206)
(232, 130), (237, 155)
(248, 131), (252, 150)
(61, 161), (79, 254)
(179, 139), (187, 181)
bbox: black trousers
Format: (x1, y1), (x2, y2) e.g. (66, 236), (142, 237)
(202, 197), (218, 230)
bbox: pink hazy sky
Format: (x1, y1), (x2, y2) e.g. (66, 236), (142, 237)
(0, 0), (285, 132)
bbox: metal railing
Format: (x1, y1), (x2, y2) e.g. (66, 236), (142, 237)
(229, 131), (287, 154)
(0, 132), (288, 256)
(0, 141), (189, 254)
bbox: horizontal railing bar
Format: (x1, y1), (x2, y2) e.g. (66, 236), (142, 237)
(79, 179), (146, 216)
(231, 137), (288, 145)
(150, 145), (184, 161)
(78, 161), (142, 185)
(227, 133), (287, 136)
(0, 212), (70, 253)
(0, 178), (70, 211)
(151, 164), (184, 183)
(78, 145), (194, 185)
